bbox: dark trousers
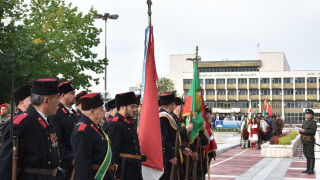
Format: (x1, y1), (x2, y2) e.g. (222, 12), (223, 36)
(303, 143), (315, 158)
(160, 160), (172, 180)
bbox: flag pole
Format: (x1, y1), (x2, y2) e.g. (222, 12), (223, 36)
(185, 46), (199, 180)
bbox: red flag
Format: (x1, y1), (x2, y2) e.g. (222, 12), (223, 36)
(269, 106), (272, 116)
(138, 26), (163, 171)
(200, 88), (217, 152)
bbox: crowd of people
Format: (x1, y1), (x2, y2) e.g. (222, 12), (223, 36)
(0, 78), (217, 180)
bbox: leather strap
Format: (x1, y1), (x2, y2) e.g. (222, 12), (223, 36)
(20, 167), (57, 176)
(91, 164), (118, 172)
(119, 153), (141, 160)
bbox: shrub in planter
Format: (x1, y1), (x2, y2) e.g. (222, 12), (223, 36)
(278, 131), (298, 145)
(269, 136), (279, 145)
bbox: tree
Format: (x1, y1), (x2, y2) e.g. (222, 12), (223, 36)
(0, 0), (106, 102)
(156, 77), (176, 96)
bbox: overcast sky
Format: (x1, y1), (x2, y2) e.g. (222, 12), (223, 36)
(65, 0), (320, 98)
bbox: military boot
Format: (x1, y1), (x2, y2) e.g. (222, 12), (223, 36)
(301, 158), (310, 173)
(307, 158), (315, 174)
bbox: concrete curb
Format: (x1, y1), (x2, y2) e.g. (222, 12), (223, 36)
(216, 143), (240, 155)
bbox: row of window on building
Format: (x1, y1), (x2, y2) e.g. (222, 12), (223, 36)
(183, 77), (319, 85)
(198, 67), (259, 73)
(204, 101), (320, 109)
(184, 89), (319, 96)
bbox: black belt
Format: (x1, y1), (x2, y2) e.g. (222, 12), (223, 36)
(20, 167), (58, 176)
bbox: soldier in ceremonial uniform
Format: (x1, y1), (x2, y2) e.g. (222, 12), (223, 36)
(105, 92), (144, 180)
(48, 81), (78, 179)
(159, 92), (179, 180)
(0, 78), (60, 180)
(102, 99), (116, 130)
(14, 84), (32, 116)
(71, 93), (116, 180)
(75, 90), (87, 119)
(1, 84), (32, 144)
(300, 109), (317, 174)
(171, 97), (193, 179)
(205, 106), (217, 165)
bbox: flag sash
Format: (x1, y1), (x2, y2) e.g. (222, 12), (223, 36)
(94, 130), (112, 180)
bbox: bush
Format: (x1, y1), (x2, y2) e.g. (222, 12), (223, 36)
(215, 128), (239, 132)
(269, 136), (279, 145)
(278, 131), (298, 145)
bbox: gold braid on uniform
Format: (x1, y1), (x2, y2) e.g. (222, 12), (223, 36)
(159, 112), (184, 163)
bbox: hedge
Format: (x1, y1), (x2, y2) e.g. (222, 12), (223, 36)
(278, 131), (299, 145)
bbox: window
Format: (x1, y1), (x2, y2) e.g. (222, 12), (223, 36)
(217, 89), (226, 95)
(296, 89), (305, 95)
(205, 79), (214, 84)
(228, 90), (236, 95)
(307, 77), (317, 83)
(261, 78), (270, 84)
(272, 78), (281, 84)
(295, 77), (305, 84)
(308, 89), (317, 95)
(183, 79), (192, 85)
(227, 78), (236, 84)
(206, 89), (215, 95)
(249, 78), (258, 84)
(200, 79), (203, 84)
(284, 78), (293, 84)
(252, 101), (259, 108)
(239, 89), (248, 95)
(216, 79), (225, 84)
(284, 89), (293, 95)
(272, 89), (282, 95)
(261, 89), (270, 95)
(184, 89), (189, 95)
(238, 78), (247, 84)
(250, 89), (259, 95)
(205, 101), (213, 107)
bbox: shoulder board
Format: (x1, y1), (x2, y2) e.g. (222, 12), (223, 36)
(90, 124), (99, 133)
(112, 116), (119, 122)
(159, 112), (178, 130)
(78, 123), (87, 131)
(62, 108), (68, 114)
(13, 113), (28, 125)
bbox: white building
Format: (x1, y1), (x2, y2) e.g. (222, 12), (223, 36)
(167, 52), (320, 123)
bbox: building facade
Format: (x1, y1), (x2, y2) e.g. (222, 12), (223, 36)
(167, 52), (320, 123)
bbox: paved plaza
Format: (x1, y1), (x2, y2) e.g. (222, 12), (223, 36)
(207, 131), (320, 179)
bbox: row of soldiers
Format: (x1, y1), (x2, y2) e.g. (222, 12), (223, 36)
(0, 78), (216, 180)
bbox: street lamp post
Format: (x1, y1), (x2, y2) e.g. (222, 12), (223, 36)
(95, 13), (119, 102)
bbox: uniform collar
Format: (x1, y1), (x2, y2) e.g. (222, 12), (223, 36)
(35, 108), (48, 124)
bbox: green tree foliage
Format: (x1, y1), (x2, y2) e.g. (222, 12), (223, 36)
(0, 0), (106, 102)
(156, 77), (176, 96)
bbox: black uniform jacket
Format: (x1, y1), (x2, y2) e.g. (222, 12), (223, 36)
(48, 103), (79, 165)
(105, 113), (142, 180)
(0, 104), (60, 180)
(76, 109), (83, 119)
(160, 108), (177, 161)
(301, 119), (317, 144)
(71, 114), (113, 180)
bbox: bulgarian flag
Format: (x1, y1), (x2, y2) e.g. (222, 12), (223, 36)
(138, 25), (163, 179)
(262, 99), (267, 116)
(247, 101), (252, 128)
(183, 60), (204, 144)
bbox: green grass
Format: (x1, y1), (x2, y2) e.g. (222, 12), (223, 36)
(214, 128), (239, 132)
(278, 131), (299, 145)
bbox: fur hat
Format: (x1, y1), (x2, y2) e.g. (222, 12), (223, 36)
(174, 97), (184, 106)
(159, 92), (175, 106)
(31, 78), (59, 95)
(75, 91), (87, 106)
(205, 106), (212, 113)
(80, 93), (104, 111)
(59, 81), (75, 94)
(115, 92), (138, 108)
(105, 99), (116, 112)
(14, 84), (32, 106)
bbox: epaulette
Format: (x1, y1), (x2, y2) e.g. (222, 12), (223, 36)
(13, 113), (28, 125)
(90, 124), (99, 133)
(112, 116), (119, 122)
(61, 108), (68, 114)
(78, 123), (87, 131)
